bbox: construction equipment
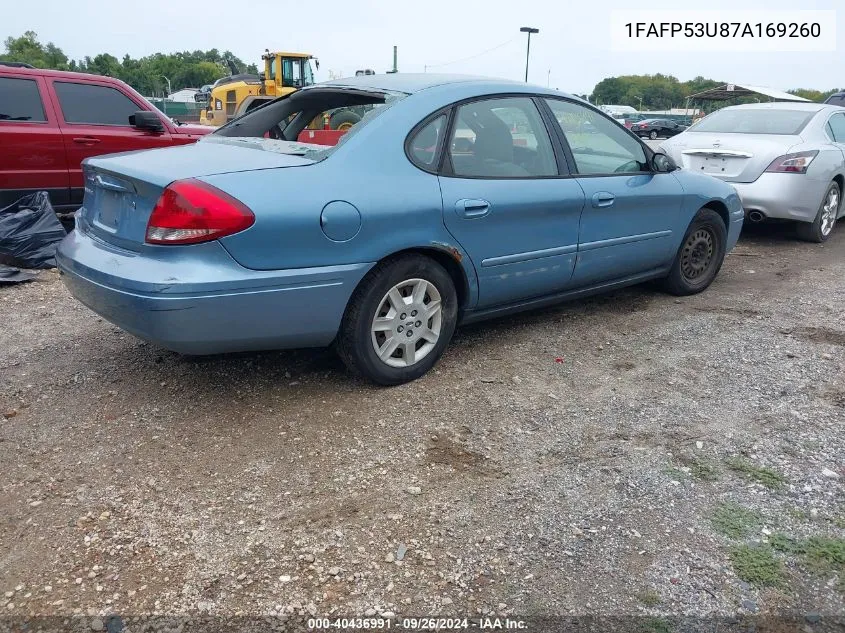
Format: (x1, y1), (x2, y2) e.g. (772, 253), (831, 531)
(199, 50), (319, 126)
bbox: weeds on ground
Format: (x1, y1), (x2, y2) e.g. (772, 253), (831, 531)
(729, 544), (785, 587)
(711, 502), (763, 539)
(635, 588), (661, 607)
(688, 458), (720, 482)
(632, 617), (673, 633)
(769, 533), (845, 587)
(725, 457), (787, 489)
(799, 536), (845, 572)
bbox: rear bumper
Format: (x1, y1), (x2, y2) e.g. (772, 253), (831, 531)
(730, 173), (825, 223)
(56, 228), (373, 354)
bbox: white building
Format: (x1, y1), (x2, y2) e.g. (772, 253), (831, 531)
(166, 88), (200, 103)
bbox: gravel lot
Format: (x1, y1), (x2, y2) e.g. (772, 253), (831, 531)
(1, 222), (843, 630)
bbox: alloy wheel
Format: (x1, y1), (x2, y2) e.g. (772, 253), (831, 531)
(370, 278), (442, 368)
(820, 187), (839, 236)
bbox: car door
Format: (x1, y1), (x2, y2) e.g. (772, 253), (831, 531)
(47, 78), (174, 205)
(0, 74), (70, 209)
(436, 96), (585, 309)
(543, 98), (685, 287)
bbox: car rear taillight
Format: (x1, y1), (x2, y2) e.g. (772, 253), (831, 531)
(145, 179), (255, 245)
(764, 150), (818, 174)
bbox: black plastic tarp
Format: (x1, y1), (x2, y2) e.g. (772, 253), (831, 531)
(0, 192), (67, 269)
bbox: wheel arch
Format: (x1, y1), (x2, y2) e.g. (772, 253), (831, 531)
(702, 200), (730, 230)
(376, 245), (472, 312)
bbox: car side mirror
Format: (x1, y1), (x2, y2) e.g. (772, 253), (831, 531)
(129, 111), (164, 132)
(651, 152), (677, 173)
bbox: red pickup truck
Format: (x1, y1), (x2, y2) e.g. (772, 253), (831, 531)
(0, 63), (211, 212)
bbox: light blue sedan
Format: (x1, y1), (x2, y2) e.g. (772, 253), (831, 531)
(57, 74), (744, 384)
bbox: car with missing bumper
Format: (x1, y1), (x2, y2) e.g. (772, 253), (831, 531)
(659, 102), (845, 242)
(57, 74), (743, 384)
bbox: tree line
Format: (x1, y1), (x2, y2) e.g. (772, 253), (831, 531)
(591, 74), (840, 110)
(2, 31), (841, 107)
(1, 31), (258, 97)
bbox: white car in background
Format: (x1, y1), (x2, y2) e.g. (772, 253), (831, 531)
(659, 103), (845, 242)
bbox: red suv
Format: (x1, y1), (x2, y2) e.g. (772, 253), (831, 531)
(0, 63), (211, 212)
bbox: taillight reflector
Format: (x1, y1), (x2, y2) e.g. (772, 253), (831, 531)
(764, 150), (818, 174)
(145, 179), (254, 245)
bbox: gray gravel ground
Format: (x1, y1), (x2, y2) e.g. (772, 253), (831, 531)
(0, 222), (843, 630)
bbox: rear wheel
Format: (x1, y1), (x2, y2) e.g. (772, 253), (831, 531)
(661, 208), (727, 296)
(796, 182), (840, 243)
(336, 255), (458, 385)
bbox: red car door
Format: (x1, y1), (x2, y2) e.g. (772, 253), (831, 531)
(47, 77), (175, 205)
(0, 73), (70, 209)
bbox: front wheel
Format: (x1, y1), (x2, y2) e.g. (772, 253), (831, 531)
(796, 182), (840, 243)
(661, 208), (727, 296)
(336, 255), (458, 385)
(649, 130), (658, 140)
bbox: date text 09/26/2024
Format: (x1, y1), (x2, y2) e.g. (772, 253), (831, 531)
(308, 617), (527, 630)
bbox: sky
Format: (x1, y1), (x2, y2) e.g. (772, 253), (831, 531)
(4, 0), (842, 95)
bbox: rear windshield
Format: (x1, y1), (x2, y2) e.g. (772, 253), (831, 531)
(825, 94), (845, 106)
(211, 87), (406, 160)
(689, 108), (816, 135)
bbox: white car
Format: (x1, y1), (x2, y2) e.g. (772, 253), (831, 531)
(660, 103), (845, 242)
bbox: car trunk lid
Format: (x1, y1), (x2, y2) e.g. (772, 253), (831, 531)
(674, 132), (801, 183)
(76, 139), (322, 249)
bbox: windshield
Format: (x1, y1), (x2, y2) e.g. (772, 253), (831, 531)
(304, 61), (314, 86)
(689, 108), (816, 135)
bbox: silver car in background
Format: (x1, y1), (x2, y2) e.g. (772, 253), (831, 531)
(659, 103), (845, 242)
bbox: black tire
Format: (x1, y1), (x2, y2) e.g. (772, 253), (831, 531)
(329, 110), (362, 131)
(336, 255), (458, 385)
(796, 181), (840, 243)
(661, 208), (727, 296)
(649, 130), (658, 140)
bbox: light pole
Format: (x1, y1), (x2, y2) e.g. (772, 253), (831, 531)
(161, 76), (171, 115)
(633, 94), (643, 111)
(547, 69), (551, 87)
(519, 27), (539, 82)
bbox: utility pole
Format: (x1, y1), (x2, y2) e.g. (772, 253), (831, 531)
(161, 75), (171, 115)
(519, 27), (539, 82)
(387, 46), (398, 74)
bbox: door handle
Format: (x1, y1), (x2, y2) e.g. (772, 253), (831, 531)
(73, 137), (102, 146)
(591, 192), (615, 208)
(456, 198), (490, 218)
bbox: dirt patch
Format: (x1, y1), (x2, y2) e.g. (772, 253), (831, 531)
(1, 228), (844, 621)
(794, 326), (845, 347)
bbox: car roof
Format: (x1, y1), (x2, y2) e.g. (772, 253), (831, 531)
(721, 102), (830, 112)
(315, 73), (561, 96)
(0, 65), (127, 84)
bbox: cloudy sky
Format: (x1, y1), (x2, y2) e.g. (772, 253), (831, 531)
(4, 0), (842, 94)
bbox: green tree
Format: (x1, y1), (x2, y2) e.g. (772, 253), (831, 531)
(1, 31), (69, 69)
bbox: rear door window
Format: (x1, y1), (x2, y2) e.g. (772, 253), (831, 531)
(408, 114), (447, 170)
(0, 77), (46, 123)
(446, 97), (557, 178)
(53, 81), (141, 126)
